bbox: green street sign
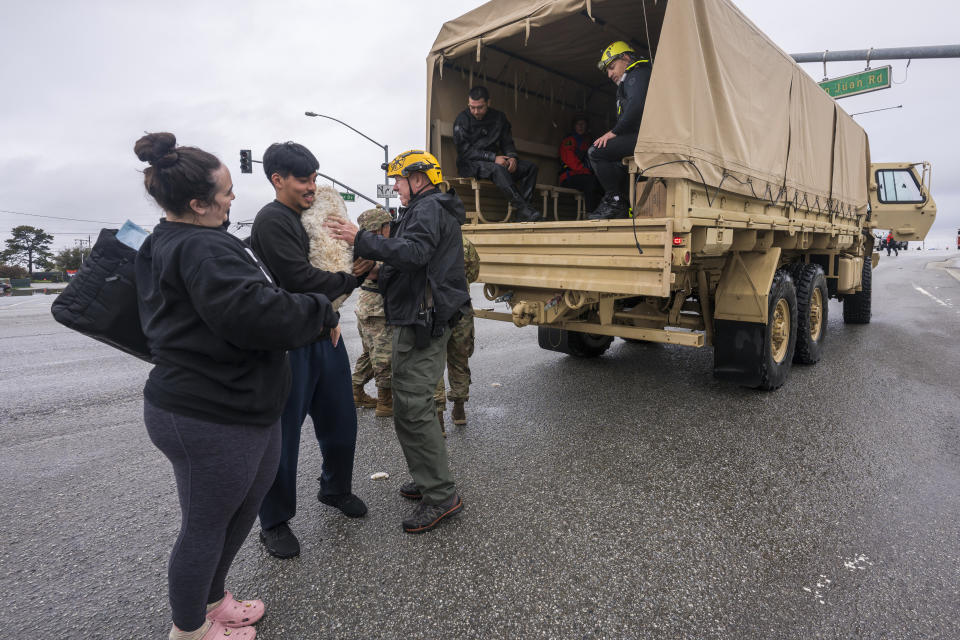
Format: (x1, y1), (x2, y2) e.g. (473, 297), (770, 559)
(339, 192), (356, 202)
(819, 66), (891, 99)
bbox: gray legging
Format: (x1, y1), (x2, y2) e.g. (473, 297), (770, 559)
(144, 399), (281, 631)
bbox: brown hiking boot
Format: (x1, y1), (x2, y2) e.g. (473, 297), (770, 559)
(452, 400), (466, 425)
(437, 406), (446, 437)
(353, 384), (376, 408)
(375, 387), (393, 417)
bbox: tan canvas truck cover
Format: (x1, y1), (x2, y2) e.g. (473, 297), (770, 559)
(427, 0), (869, 215)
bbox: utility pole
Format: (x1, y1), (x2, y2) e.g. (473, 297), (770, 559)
(304, 111), (392, 211)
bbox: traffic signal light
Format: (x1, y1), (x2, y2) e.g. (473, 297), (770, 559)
(239, 149), (252, 174)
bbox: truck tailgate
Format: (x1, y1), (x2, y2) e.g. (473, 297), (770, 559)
(463, 218), (674, 298)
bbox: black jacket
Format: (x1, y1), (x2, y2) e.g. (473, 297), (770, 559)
(612, 62), (652, 136)
(136, 220), (338, 425)
(453, 107), (519, 172)
(250, 200), (359, 297)
(354, 189), (470, 328)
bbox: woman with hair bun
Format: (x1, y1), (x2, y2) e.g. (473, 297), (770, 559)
(133, 132), (338, 640)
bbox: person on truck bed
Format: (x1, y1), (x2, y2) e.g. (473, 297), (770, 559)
(559, 113), (603, 213)
(588, 41), (652, 220)
(453, 85), (542, 222)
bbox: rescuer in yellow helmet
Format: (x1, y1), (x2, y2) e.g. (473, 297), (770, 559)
(588, 40), (652, 220)
(325, 149), (470, 534)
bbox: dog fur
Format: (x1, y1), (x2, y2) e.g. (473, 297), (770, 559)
(300, 186), (354, 309)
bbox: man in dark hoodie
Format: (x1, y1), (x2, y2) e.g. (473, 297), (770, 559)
(251, 141), (370, 559)
(326, 150), (470, 534)
(454, 85), (542, 222)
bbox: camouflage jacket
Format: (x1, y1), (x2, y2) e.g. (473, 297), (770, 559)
(355, 263), (386, 319)
(463, 237), (480, 284)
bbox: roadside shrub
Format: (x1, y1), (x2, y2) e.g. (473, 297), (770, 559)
(0, 264), (28, 278)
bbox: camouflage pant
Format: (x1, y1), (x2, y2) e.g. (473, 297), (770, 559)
(434, 310), (475, 405)
(352, 315), (393, 389)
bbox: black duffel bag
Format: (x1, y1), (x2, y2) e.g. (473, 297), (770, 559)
(51, 228), (151, 362)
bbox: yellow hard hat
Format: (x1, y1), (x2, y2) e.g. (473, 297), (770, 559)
(381, 150), (443, 186)
(598, 40), (636, 70)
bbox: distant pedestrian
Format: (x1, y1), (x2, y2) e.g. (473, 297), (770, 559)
(435, 236), (480, 432)
(352, 208), (395, 417)
(134, 132), (340, 640)
(886, 231), (898, 256)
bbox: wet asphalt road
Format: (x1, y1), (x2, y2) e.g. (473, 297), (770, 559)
(1, 251), (958, 639)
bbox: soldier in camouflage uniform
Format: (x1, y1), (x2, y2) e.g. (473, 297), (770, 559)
(435, 236), (480, 431)
(351, 209), (395, 417)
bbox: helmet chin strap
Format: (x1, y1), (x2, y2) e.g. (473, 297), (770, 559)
(408, 175), (435, 200)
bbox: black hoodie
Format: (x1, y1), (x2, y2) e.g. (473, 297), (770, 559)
(135, 220), (338, 425)
(354, 189), (471, 327)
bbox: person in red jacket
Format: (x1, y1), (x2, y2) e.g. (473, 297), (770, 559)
(885, 231), (898, 256)
(558, 114), (602, 213)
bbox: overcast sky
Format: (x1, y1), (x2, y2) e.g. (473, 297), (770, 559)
(1, 0), (958, 253)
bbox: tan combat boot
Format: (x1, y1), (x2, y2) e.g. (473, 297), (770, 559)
(375, 388), (393, 417)
(452, 400), (467, 426)
(354, 384), (376, 408)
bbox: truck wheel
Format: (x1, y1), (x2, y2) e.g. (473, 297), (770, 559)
(538, 326), (613, 358)
(712, 270), (797, 390)
(566, 331), (614, 357)
(754, 270), (798, 390)
(842, 257), (872, 324)
(789, 263), (828, 364)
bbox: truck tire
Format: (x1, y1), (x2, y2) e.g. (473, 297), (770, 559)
(842, 257), (872, 324)
(712, 269), (797, 390)
(538, 326), (613, 358)
(756, 270), (798, 389)
(789, 263), (828, 364)
(565, 331), (613, 357)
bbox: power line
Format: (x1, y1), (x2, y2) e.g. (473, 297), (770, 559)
(0, 208), (126, 225)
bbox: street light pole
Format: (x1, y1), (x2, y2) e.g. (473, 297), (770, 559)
(304, 111), (391, 211)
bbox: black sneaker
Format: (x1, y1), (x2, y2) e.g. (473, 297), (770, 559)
(402, 493), (463, 534)
(588, 193), (629, 220)
(398, 481), (422, 500)
(259, 522), (300, 559)
(318, 492), (368, 518)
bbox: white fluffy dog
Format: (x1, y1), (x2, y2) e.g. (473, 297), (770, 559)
(299, 185), (354, 309)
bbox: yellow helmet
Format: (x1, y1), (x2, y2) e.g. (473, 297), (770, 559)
(382, 150), (443, 186)
(598, 40), (636, 71)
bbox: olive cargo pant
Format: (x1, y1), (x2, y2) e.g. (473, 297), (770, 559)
(392, 324), (455, 504)
(434, 309), (475, 405)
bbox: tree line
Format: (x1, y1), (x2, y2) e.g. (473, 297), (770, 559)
(0, 225), (91, 277)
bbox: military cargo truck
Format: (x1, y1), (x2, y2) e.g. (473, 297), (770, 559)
(426, 0), (936, 389)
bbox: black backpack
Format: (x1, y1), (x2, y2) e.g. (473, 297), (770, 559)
(51, 228), (151, 362)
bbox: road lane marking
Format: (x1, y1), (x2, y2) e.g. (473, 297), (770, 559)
(0, 297), (49, 309)
(913, 284), (952, 308)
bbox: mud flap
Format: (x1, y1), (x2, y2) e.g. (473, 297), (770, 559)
(712, 319), (765, 387)
(538, 326), (572, 354)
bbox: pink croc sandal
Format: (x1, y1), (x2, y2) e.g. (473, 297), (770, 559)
(206, 591), (265, 628)
(200, 620), (256, 639)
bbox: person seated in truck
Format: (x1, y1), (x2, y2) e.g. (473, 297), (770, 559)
(588, 41), (652, 220)
(453, 85), (542, 222)
(558, 113), (603, 213)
